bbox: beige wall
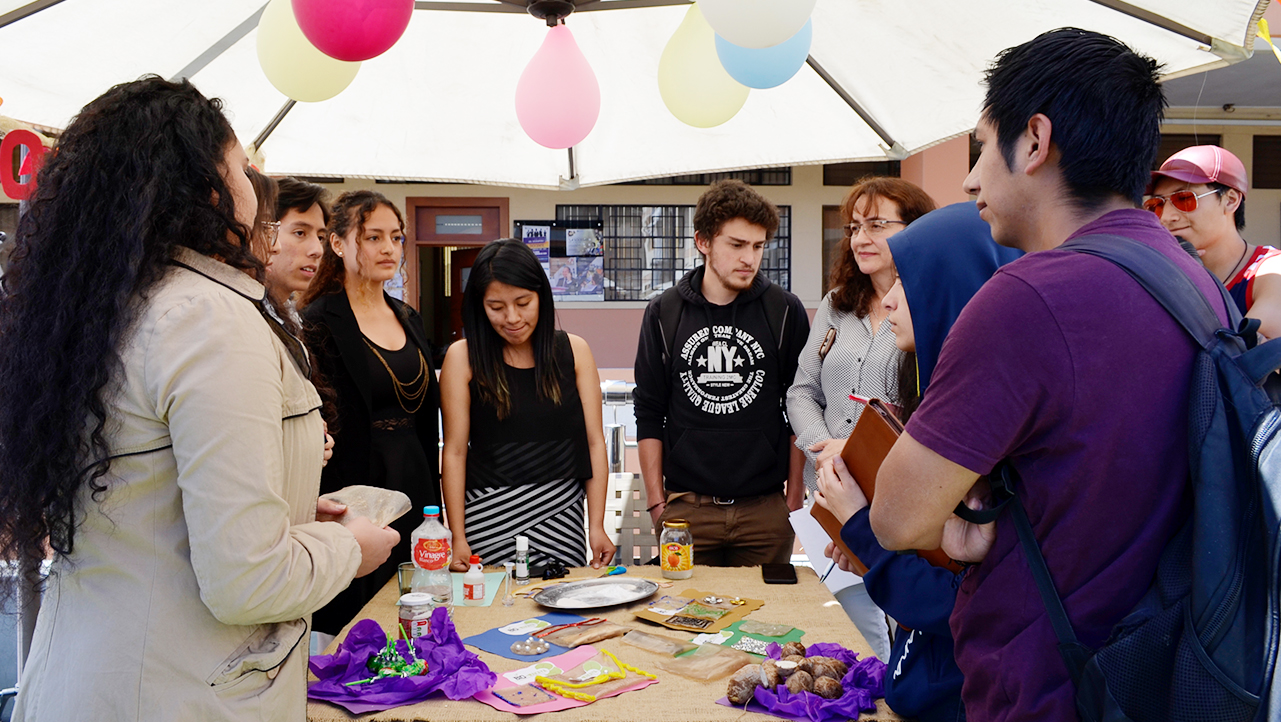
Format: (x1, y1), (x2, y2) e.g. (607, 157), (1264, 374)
(308, 165), (852, 366)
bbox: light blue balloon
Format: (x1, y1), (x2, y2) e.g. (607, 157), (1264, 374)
(714, 19), (812, 90)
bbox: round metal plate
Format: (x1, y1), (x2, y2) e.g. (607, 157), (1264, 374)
(531, 577), (660, 610)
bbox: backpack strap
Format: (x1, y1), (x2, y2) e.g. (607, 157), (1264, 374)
(657, 286), (684, 374)
(1060, 233), (1236, 349)
(761, 283), (789, 353)
(992, 465), (1093, 686)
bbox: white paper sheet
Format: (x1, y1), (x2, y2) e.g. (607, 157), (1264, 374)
(789, 506), (863, 595)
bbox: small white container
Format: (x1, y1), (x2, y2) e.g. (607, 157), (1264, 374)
(463, 555), (485, 605)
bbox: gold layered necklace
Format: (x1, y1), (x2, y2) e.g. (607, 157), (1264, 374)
(362, 337), (429, 414)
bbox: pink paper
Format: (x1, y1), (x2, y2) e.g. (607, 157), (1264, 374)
(472, 645), (658, 714)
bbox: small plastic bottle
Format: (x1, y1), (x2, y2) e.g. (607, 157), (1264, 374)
(463, 555), (485, 606)
(410, 506), (452, 608)
(514, 536), (530, 585)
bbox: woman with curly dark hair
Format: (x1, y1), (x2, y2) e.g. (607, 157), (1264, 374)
(299, 190), (441, 637)
(0, 76), (396, 721)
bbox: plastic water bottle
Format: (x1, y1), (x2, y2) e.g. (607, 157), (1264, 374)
(410, 505), (452, 608)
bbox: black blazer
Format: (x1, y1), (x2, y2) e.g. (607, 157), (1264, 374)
(302, 291), (441, 505)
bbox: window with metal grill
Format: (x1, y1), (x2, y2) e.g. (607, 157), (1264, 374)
(556, 204), (792, 300)
(824, 161), (901, 185)
(1252, 135), (1281, 189)
(616, 167), (791, 186)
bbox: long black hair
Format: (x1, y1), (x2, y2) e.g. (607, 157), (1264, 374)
(0, 76), (257, 590)
(462, 239), (562, 419)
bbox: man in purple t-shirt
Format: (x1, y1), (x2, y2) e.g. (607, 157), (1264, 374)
(857, 29), (1230, 722)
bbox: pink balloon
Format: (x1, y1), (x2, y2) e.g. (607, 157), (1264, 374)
(292, 0), (413, 62)
(515, 24), (601, 150)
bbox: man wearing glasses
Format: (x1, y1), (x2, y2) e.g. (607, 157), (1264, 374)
(1147, 145), (1281, 338)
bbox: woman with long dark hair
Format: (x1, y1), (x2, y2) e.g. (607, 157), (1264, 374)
(0, 76), (396, 721)
(786, 176), (935, 661)
(439, 239), (615, 571)
(299, 190), (441, 636)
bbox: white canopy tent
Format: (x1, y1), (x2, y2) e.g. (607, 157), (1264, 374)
(0, 0), (1269, 189)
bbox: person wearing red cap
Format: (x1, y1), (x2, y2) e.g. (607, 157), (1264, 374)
(1148, 144), (1281, 338)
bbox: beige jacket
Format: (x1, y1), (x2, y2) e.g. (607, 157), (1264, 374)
(15, 248), (362, 722)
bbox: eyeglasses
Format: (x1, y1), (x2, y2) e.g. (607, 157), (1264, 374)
(258, 220), (281, 249)
(844, 219), (908, 239)
(1142, 188), (1218, 216)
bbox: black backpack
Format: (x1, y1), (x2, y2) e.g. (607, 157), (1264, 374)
(963, 234), (1281, 722)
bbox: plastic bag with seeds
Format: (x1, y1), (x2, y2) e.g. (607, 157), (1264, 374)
(655, 641), (754, 681)
(621, 630), (698, 657)
(539, 621), (630, 648)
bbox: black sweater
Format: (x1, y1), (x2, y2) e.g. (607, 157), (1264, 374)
(633, 267), (809, 498)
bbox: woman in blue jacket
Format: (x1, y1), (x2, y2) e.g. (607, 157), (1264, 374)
(816, 202), (1021, 722)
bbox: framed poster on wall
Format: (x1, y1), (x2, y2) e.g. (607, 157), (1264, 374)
(514, 219), (605, 302)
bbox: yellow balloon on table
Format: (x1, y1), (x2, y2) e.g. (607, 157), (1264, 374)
(658, 3), (749, 128)
(257, 0), (361, 103)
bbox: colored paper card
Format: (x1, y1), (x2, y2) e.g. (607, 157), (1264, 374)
(450, 571), (506, 607)
(689, 620), (805, 657)
(462, 612), (584, 662)
(634, 589), (763, 633)
(473, 645), (659, 715)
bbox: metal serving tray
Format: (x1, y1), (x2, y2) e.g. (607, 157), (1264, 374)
(531, 577), (660, 609)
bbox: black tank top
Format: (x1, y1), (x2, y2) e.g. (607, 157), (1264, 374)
(465, 331), (592, 489)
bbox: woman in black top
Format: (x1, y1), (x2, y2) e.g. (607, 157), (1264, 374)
(300, 190), (441, 635)
(440, 239), (615, 571)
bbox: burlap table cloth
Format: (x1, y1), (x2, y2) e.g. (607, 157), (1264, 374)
(307, 565), (905, 722)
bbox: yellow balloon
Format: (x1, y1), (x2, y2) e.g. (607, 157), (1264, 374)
(658, 3), (749, 128)
(257, 0), (360, 103)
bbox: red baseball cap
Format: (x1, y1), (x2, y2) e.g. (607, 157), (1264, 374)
(1148, 145), (1248, 197)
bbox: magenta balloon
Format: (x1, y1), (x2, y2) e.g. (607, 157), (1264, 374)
(292, 0), (413, 62)
(515, 25), (601, 150)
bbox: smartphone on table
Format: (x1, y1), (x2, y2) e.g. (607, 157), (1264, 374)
(762, 563), (798, 584)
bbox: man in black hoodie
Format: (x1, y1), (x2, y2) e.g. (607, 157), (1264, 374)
(633, 180), (810, 566)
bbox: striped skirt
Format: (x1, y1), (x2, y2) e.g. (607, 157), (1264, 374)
(464, 477), (588, 568)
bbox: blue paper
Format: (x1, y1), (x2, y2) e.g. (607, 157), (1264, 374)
(461, 612), (586, 662)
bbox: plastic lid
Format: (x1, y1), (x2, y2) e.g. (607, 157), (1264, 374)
(663, 518), (690, 529)
(423, 505), (440, 516)
(515, 535), (528, 550)
(398, 592), (433, 606)
(469, 555), (481, 564)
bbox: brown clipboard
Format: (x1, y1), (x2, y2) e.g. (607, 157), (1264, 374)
(810, 398), (964, 575)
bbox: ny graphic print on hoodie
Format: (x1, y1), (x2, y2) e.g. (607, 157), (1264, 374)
(634, 265), (809, 500)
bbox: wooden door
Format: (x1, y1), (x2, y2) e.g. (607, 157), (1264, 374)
(448, 247), (482, 344)
(404, 197), (509, 350)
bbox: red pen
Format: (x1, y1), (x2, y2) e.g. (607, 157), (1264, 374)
(848, 394), (870, 404)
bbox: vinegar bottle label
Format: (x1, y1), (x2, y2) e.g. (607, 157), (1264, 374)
(414, 538), (450, 570)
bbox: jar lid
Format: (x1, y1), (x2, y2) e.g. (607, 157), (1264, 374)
(663, 518), (690, 529)
(398, 592), (433, 606)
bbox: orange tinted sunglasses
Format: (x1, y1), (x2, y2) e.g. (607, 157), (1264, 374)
(1143, 188), (1218, 215)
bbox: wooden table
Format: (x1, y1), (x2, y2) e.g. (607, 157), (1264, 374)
(307, 565), (904, 722)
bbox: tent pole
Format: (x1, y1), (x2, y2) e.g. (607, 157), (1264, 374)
(805, 56), (907, 159)
(171, 5), (268, 82)
(0, 0), (66, 30)
(412, 0), (688, 11)
(253, 100), (297, 152)
(567, 147), (577, 180)
(1085, 0), (1212, 45)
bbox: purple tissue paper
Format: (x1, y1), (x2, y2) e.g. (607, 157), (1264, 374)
(308, 608), (496, 714)
(722, 641), (886, 722)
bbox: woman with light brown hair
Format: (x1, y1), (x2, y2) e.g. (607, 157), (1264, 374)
(785, 176), (935, 660)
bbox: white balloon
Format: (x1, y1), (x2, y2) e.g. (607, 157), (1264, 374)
(658, 3), (749, 128)
(257, 0), (361, 103)
(700, 0), (817, 49)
